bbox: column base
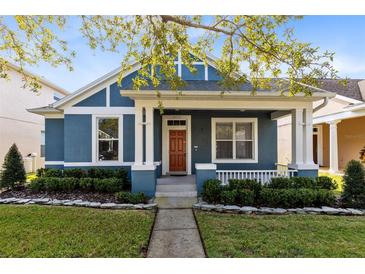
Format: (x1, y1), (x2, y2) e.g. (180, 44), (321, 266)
(195, 164), (217, 195)
(131, 164), (157, 197)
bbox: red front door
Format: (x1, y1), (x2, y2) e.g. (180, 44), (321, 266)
(169, 130), (186, 172)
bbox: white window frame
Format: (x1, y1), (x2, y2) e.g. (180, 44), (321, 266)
(211, 117), (258, 163)
(92, 115), (123, 164)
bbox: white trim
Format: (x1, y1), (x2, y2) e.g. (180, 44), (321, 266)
(64, 107), (135, 115)
(204, 65), (208, 81)
(288, 163), (319, 170)
(106, 85), (110, 107)
(162, 115), (192, 175)
(44, 113), (64, 119)
(195, 163), (216, 170)
(62, 161), (160, 167)
(45, 161), (64, 165)
(334, 94), (363, 105)
(177, 51), (182, 77)
(131, 164), (156, 171)
(211, 117), (258, 164)
(313, 125), (323, 166)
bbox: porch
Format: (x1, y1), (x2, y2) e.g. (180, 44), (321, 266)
(124, 89), (332, 196)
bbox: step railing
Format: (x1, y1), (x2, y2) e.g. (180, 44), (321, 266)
(216, 169), (297, 185)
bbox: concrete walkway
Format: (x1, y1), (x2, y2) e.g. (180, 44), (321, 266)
(147, 208), (205, 258)
(147, 175), (205, 258)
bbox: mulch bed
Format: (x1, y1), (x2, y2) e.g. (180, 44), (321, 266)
(0, 186), (118, 203)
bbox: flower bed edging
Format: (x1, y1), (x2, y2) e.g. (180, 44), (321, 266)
(193, 203), (365, 216)
(0, 197), (157, 210)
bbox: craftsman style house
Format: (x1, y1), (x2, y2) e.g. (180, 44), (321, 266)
(29, 55), (335, 196)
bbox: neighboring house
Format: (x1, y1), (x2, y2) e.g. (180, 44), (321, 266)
(0, 63), (68, 172)
(29, 55), (334, 196)
(278, 79), (365, 173)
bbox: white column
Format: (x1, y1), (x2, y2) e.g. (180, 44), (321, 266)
(134, 104), (143, 165)
(145, 106), (154, 165)
(290, 108), (304, 166)
(303, 108), (314, 165)
(328, 120), (341, 173)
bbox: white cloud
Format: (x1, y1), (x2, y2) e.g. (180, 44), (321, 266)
(333, 54), (365, 78)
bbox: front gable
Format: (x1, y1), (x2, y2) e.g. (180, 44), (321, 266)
(74, 88), (106, 107)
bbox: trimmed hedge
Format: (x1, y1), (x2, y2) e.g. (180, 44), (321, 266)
(115, 192), (147, 204)
(30, 177), (125, 193)
(201, 176), (337, 208)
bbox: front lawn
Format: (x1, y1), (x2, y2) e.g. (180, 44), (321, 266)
(195, 211), (365, 258)
(0, 205), (155, 257)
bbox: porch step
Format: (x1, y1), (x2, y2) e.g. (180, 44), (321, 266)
(156, 183), (196, 193)
(154, 197), (198, 209)
(155, 191), (197, 198)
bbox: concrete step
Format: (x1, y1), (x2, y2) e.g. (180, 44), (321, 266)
(156, 184), (196, 193)
(155, 191), (197, 198)
(154, 197), (198, 209)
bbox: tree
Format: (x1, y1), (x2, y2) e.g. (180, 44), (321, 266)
(341, 160), (365, 208)
(0, 143), (26, 189)
(0, 15), (339, 95)
(359, 145), (365, 163)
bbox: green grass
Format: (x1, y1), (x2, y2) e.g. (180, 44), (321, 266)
(0, 205), (155, 257)
(195, 211), (365, 258)
(319, 172), (344, 194)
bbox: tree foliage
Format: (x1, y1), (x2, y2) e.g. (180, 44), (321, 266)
(0, 15), (339, 95)
(0, 143), (26, 189)
(342, 160), (365, 208)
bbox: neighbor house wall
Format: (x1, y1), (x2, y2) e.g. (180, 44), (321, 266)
(0, 68), (66, 171)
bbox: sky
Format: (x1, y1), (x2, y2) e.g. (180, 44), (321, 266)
(7, 15), (365, 92)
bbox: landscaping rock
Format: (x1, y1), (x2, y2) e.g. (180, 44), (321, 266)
(50, 199), (63, 206)
(33, 198), (50, 204)
(114, 203), (134, 209)
(214, 204), (224, 212)
(346, 208), (364, 215)
(26, 200), (35, 204)
(240, 206), (258, 214)
(142, 203), (157, 210)
(200, 204), (216, 211)
(88, 202), (101, 208)
(321, 206), (341, 215)
(271, 208), (287, 214)
(192, 203), (201, 209)
(133, 204), (144, 209)
(222, 205), (241, 213)
(1, 198), (19, 204)
(257, 207), (275, 214)
(100, 203), (117, 209)
(14, 199), (31, 204)
(303, 207), (323, 214)
(76, 201), (92, 207)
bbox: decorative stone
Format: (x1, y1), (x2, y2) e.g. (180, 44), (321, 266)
(271, 208), (287, 214)
(1, 198), (19, 204)
(32, 198), (50, 204)
(200, 204), (216, 211)
(88, 202), (101, 208)
(321, 206), (341, 215)
(14, 199), (31, 204)
(346, 208), (364, 216)
(142, 203), (157, 210)
(50, 199), (63, 206)
(192, 203), (202, 209)
(222, 205), (241, 213)
(76, 201), (91, 207)
(214, 204), (224, 212)
(133, 204), (144, 209)
(257, 207), (275, 214)
(303, 207), (323, 214)
(26, 200), (35, 204)
(240, 206), (258, 214)
(100, 203), (117, 209)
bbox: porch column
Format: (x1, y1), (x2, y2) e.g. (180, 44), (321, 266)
(134, 104), (143, 165)
(145, 106), (154, 165)
(328, 120), (341, 173)
(303, 108), (314, 165)
(290, 108), (304, 166)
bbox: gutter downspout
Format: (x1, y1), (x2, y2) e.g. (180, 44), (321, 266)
(313, 97), (329, 113)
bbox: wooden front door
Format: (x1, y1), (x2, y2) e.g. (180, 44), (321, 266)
(169, 130), (186, 172)
(313, 134), (318, 164)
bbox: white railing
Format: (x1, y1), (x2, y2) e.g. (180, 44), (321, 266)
(276, 163), (289, 172)
(216, 169), (297, 185)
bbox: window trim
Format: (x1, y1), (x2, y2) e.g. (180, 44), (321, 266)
(211, 117), (258, 163)
(93, 115), (123, 164)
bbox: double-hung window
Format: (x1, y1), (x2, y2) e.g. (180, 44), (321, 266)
(212, 118), (258, 163)
(97, 118), (119, 161)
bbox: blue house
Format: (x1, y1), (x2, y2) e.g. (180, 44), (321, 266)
(28, 54), (335, 196)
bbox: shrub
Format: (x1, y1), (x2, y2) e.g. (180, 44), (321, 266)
(36, 168), (46, 177)
(342, 160), (365, 208)
(0, 144), (26, 189)
(221, 190), (236, 205)
(94, 178), (123, 193)
(63, 168), (86, 179)
(29, 177), (46, 192)
(291, 177), (316, 189)
(88, 168), (115, 179)
(60, 177), (79, 192)
(202, 179), (222, 204)
(315, 176), (337, 190)
(44, 168), (63, 178)
(115, 192), (147, 204)
(260, 188), (335, 208)
(79, 177), (95, 191)
(267, 177), (292, 189)
(235, 189), (255, 206)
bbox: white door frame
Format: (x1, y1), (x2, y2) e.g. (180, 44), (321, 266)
(313, 125), (323, 166)
(162, 115), (192, 175)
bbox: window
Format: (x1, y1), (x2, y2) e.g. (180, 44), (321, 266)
(40, 131), (45, 158)
(97, 118), (119, 161)
(212, 118), (257, 163)
(167, 119), (186, 126)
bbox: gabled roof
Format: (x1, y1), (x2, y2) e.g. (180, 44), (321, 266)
(317, 79), (364, 102)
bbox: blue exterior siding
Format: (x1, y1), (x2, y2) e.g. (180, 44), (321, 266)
(208, 66), (222, 81)
(160, 110), (277, 173)
(182, 64), (205, 80)
(74, 89), (106, 107)
(123, 115), (135, 162)
(110, 72), (136, 107)
(64, 114), (92, 162)
(45, 118), (64, 161)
